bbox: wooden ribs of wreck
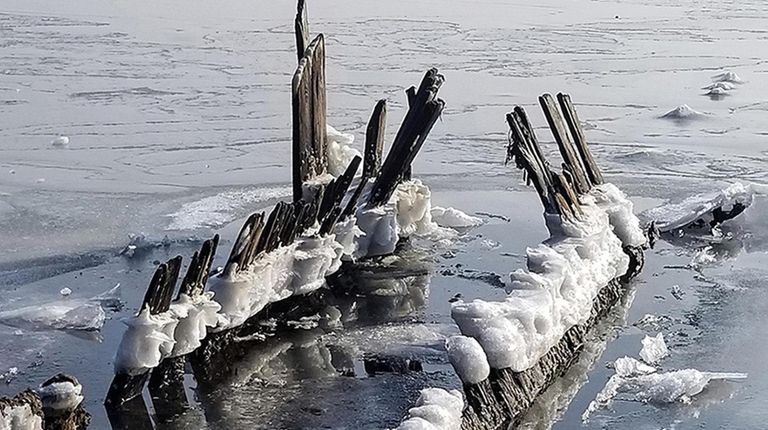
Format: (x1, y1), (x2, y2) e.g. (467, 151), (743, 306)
(461, 94), (647, 430)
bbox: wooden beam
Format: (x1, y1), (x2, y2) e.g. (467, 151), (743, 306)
(294, 0), (310, 62)
(538, 94), (590, 194)
(363, 99), (387, 178)
(557, 93), (604, 185)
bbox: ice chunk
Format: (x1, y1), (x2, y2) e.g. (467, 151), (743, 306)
(0, 301), (105, 332)
(642, 182), (753, 233)
(50, 136), (69, 147)
(619, 369), (746, 403)
(584, 368), (746, 419)
(614, 356), (657, 377)
(446, 336), (490, 385)
(431, 206), (483, 228)
(640, 333), (669, 365)
(396, 388), (464, 430)
(326, 125), (362, 177)
(59, 288), (72, 297)
(660, 105), (704, 120)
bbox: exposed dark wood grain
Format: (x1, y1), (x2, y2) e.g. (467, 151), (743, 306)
(557, 93), (604, 185)
(364, 100), (387, 178)
(538, 93), (590, 194)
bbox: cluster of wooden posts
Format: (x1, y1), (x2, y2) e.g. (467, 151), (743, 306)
(102, 0), (445, 423)
(0, 3), (659, 430)
(457, 96), (647, 430)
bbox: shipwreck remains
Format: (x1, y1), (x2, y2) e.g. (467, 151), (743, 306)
(397, 94), (651, 430)
(102, 0), (446, 423)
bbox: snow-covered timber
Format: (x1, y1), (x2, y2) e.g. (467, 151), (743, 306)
(448, 94), (650, 430)
(0, 373), (88, 430)
(105, 0), (447, 411)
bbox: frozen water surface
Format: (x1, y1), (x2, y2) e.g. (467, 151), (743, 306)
(1, 0), (767, 428)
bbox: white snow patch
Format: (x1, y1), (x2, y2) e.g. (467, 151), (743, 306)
(446, 335), (490, 385)
(352, 179), (455, 259)
(326, 125), (362, 177)
(395, 388), (464, 430)
(166, 186), (291, 231)
(209, 232), (343, 330)
(0, 404), (43, 430)
(639, 333), (669, 365)
(431, 206), (483, 228)
(50, 136), (69, 147)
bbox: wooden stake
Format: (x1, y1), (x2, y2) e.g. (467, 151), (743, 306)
(294, 0), (310, 62)
(364, 100), (387, 178)
(538, 94), (590, 194)
(557, 93), (604, 185)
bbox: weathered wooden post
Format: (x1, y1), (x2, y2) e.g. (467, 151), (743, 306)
(292, 34), (328, 202)
(363, 99), (387, 178)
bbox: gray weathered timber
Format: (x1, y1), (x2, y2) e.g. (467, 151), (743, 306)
(461, 261), (640, 430)
(294, 0), (310, 61)
(557, 93), (604, 185)
(364, 99), (387, 178)
(538, 94), (590, 194)
(292, 34), (328, 202)
(367, 68), (445, 207)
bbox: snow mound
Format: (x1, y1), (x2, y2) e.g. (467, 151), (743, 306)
(431, 206), (483, 228)
(642, 182), (753, 232)
(50, 136), (69, 147)
(1, 404), (43, 430)
(660, 105), (704, 120)
(396, 388), (464, 430)
(639, 333), (669, 365)
(326, 125), (362, 177)
(702, 82), (736, 91)
(446, 336), (490, 385)
(712, 71), (744, 84)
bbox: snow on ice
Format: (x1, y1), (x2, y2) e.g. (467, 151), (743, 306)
(450, 184), (645, 372)
(395, 388), (464, 430)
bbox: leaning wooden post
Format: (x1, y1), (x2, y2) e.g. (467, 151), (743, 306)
(363, 99), (387, 178)
(294, 0), (310, 61)
(538, 93), (591, 194)
(557, 93), (604, 185)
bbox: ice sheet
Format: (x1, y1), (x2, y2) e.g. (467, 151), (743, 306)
(642, 182), (753, 232)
